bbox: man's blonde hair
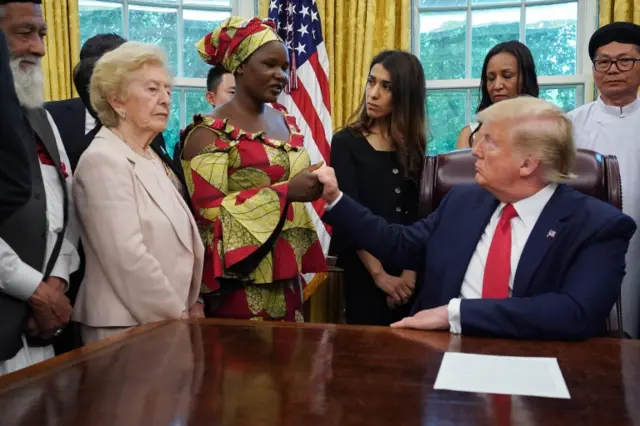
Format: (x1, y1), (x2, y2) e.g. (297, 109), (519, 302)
(476, 96), (576, 182)
(90, 41), (171, 128)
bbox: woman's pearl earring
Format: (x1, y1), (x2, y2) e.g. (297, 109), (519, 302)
(118, 109), (126, 119)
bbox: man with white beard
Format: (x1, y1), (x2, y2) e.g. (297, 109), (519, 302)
(0, 0), (79, 375)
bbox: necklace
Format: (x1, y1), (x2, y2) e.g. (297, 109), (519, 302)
(112, 128), (154, 160)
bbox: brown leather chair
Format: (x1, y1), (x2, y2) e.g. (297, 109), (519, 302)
(418, 148), (625, 335)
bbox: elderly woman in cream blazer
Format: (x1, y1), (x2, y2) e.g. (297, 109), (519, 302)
(72, 41), (204, 344)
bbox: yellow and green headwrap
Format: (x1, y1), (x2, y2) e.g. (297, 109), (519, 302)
(196, 16), (282, 73)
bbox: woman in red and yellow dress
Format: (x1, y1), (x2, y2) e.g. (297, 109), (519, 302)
(179, 16), (327, 321)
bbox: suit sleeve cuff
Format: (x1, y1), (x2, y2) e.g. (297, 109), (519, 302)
(4, 262), (43, 301)
(324, 192), (343, 211)
(447, 298), (462, 334)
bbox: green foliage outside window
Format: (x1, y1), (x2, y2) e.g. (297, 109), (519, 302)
(78, 4), (227, 156)
(420, 3), (579, 154)
(79, 1), (582, 157)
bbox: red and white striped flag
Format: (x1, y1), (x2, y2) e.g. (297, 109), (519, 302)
(268, 0), (332, 298)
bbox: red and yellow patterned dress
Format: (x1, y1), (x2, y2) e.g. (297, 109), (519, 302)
(181, 111), (327, 322)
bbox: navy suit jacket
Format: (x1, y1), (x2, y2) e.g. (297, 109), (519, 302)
(323, 184), (636, 340)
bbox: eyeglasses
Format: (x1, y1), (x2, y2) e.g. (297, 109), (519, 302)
(593, 58), (640, 72)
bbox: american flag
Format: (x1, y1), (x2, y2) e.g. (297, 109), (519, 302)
(268, 0), (332, 298)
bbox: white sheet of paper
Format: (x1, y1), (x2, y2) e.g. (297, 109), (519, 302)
(434, 352), (571, 399)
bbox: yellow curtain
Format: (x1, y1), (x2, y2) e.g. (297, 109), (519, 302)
(599, 0), (640, 26)
(42, 0), (80, 101)
(258, 0), (411, 130)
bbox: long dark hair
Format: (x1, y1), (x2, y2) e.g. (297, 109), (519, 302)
(345, 50), (428, 183)
(476, 40), (539, 113)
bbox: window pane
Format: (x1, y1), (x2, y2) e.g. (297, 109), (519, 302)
(470, 87), (480, 119)
(128, 0), (177, 4)
(426, 90), (466, 154)
(78, 1), (123, 47)
(184, 0), (232, 6)
(163, 90), (181, 158)
(183, 10), (230, 78)
(472, 0), (517, 4)
(471, 8), (520, 78)
(539, 86), (579, 113)
(420, 11), (466, 80)
(129, 6), (178, 75)
(525, 2), (577, 76)
(185, 89), (211, 123)
(419, 0), (466, 6)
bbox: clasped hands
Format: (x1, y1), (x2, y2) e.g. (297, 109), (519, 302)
(376, 270), (416, 308)
(25, 277), (72, 339)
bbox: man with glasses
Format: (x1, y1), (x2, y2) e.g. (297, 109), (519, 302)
(568, 21), (640, 339)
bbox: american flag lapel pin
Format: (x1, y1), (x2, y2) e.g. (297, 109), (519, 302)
(546, 229), (556, 239)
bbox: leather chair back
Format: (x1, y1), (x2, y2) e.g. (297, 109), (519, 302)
(418, 148), (625, 335)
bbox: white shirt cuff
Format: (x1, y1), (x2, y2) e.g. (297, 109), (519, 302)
(324, 192), (344, 211)
(447, 298), (462, 334)
(3, 262), (43, 301)
(50, 254), (71, 292)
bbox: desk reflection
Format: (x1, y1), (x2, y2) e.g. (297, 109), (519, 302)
(0, 321), (639, 426)
(0, 322), (203, 426)
(192, 325), (342, 426)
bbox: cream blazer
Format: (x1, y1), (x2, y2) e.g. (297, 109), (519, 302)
(72, 127), (203, 329)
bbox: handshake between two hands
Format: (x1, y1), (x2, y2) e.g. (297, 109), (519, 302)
(285, 162), (342, 204)
(286, 162), (450, 332)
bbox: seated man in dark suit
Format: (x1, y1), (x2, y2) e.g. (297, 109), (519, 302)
(315, 96), (636, 340)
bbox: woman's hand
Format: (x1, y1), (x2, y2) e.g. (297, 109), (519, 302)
(287, 162), (324, 203)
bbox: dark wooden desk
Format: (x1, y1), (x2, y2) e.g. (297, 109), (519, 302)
(1, 320), (639, 425)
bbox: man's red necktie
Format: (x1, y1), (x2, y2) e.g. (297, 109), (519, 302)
(482, 204), (518, 298)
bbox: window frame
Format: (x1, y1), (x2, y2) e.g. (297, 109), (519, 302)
(79, 0), (256, 131)
(412, 0), (597, 106)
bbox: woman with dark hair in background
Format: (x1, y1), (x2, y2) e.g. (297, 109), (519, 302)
(456, 40), (539, 149)
(329, 50), (427, 326)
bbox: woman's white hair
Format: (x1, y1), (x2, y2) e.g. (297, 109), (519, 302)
(476, 96), (576, 182)
(90, 41), (171, 128)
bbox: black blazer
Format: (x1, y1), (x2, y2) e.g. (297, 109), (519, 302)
(0, 30), (33, 224)
(44, 97), (87, 172)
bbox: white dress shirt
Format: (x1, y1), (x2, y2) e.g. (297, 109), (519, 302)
(568, 97), (640, 338)
(447, 184), (557, 333)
